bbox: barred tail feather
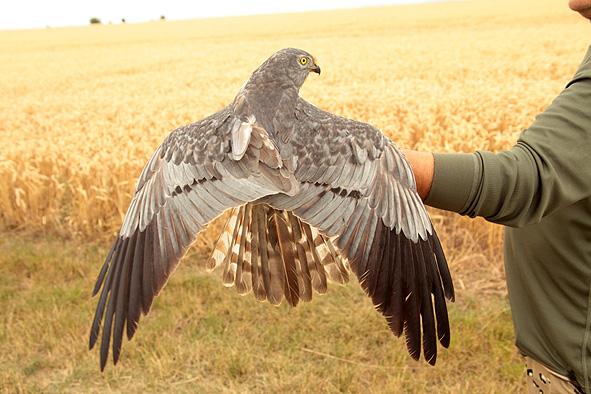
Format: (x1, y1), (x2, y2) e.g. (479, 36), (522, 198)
(288, 212), (313, 302)
(271, 209), (299, 306)
(301, 223), (328, 294)
(207, 208), (240, 271)
(234, 204), (252, 295)
(249, 209), (266, 301)
(207, 204), (346, 305)
(221, 207), (243, 286)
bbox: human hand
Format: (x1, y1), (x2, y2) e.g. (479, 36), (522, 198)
(569, 0), (591, 21)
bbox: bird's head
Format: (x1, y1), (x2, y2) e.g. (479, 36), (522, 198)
(253, 48), (321, 89)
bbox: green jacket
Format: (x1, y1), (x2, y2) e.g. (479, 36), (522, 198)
(426, 45), (591, 391)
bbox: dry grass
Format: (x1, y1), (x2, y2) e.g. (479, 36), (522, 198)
(0, 234), (522, 393)
(0, 0), (589, 391)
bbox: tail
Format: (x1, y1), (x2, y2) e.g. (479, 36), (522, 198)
(207, 204), (349, 306)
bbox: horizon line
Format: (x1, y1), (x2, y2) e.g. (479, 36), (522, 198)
(0, 0), (449, 32)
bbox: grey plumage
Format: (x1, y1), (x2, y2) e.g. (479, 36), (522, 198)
(90, 48), (454, 370)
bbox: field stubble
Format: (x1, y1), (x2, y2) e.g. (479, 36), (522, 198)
(0, 0), (589, 391)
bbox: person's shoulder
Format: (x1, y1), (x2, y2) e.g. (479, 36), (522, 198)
(566, 45), (591, 88)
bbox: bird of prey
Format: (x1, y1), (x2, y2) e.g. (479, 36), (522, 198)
(89, 48), (455, 370)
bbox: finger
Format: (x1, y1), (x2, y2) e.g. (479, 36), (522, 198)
(569, 0), (591, 12)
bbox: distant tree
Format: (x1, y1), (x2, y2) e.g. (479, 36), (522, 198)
(160, 15), (166, 21)
(121, 18), (126, 23)
(90, 17), (101, 25)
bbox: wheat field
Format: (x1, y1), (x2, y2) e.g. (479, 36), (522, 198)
(1, 0), (589, 392)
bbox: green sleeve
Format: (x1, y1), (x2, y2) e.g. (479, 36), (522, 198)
(425, 47), (591, 227)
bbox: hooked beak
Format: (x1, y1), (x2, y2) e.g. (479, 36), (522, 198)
(311, 65), (321, 75)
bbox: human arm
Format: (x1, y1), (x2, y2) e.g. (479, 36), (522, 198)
(403, 46), (591, 227)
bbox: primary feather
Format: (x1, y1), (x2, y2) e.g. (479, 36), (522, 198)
(90, 48), (454, 370)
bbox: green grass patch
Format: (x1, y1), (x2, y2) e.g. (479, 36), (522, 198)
(0, 234), (524, 393)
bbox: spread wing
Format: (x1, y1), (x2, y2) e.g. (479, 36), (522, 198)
(89, 107), (296, 370)
(268, 99), (455, 365)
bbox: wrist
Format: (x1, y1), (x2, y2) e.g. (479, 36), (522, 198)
(402, 150), (434, 201)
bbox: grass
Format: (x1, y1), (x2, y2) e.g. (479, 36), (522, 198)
(0, 234), (523, 393)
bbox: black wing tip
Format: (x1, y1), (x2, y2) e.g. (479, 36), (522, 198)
(113, 347), (121, 366)
(91, 285), (101, 297)
(89, 330), (98, 351)
(430, 230), (455, 302)
(408, 346), (421, 361)
(423, 338), (437, 366)
(91, 227), (153, 371)
(93, 238), (122, 296)
(426, 354), (437, 366)
(438, 332), (451, 348)
(91, 328), (126, 371)
(397, 234), (453, 365)
(98, 338), (123, 371)
(350, 222), (454, 366)
(100, 349), (108, 371)
(386, 315), (404, 338)
(127, 321), (138, 341)
(405, 339), (437, 366)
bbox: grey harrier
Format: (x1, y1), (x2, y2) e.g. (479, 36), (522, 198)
(90, 48), (455, 370)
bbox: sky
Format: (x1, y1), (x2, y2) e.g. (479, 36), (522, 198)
(1, 0), (438, 30)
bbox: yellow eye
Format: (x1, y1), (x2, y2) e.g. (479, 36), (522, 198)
(299, 57), (309, 65)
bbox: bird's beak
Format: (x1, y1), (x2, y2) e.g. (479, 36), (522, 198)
(311, 65), (321, 75)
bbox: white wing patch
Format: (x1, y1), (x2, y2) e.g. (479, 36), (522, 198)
(230, 115), (256, 161)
